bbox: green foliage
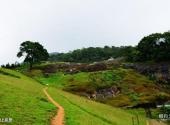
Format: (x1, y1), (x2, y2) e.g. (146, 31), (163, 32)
(17, 41), (49, 69)
(49, 31), (170, 63)
(35, 67), (168, 108)
(49, 46), (137, 63)
(128, 93), (140, 102)
(35, 69), (125, 92)
(1, 62), (21, 69)
(137, 32), (170, 61)
(160, 107), (170, 114)
(88, 70), (123, 89)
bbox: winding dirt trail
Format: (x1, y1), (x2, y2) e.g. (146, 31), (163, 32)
(43, 88), (64, 125)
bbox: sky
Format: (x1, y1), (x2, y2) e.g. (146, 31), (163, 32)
(0, 0), (170, 64)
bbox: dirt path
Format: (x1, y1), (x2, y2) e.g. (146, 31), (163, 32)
(147, 119), (167, 125)
(43, 88), (64, 125)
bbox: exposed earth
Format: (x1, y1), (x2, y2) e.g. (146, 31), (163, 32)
(43, 87), (64, 125)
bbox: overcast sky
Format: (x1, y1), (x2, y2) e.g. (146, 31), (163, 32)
(0, 0), (170, 64)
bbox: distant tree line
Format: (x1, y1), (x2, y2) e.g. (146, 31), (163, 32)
(49, 31), (170, 63)
(1, 62), (21, 69)
(1, 31), (170, 68)
(49, 46), (137, 63)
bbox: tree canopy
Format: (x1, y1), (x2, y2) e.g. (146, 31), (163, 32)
(17, 41), (49, 69)
(137, 32), (170, 61)
(49, 31), (170, 63)
(49, 46), (136, 63)
(15, 32), (170, 66)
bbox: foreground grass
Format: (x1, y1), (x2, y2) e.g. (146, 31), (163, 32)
(0, 68), (56, 125)
(48, 87), (147, 125)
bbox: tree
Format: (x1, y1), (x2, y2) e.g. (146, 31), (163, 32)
(120, 46), (139, 62)
(137, 32), (170, 62)
(17, 41), (49, 69)
(48, 46), (136, 63)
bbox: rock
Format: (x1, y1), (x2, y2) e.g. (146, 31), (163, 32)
(94, 86), (120, 99)
(124, 63), (170, 84)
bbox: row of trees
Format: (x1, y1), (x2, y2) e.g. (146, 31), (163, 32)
(2, 31), (170, 70)
(1, 63), (21, 69)
(49, 46), (136, 63)
(49, 31), (170, 63)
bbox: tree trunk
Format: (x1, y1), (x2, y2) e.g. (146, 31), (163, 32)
(29, 62), (33, 70)
(145, 108), (152, 118)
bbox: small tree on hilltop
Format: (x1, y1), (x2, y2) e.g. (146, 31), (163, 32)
(17, 41), (49, 70)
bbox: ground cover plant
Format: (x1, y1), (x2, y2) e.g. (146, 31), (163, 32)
(0, 68), (56, 125)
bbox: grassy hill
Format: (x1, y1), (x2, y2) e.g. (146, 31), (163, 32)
(0, 68), (56, 124)
(48, 87), (147, 125)
(34, 67), (169, 108)
(0, 67), (148, 125)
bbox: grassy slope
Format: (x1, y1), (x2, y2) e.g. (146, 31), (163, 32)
(0, 68), (147, 125)
(36, 68), (168, 107)
(33, 68), (148, 125)
(48, 87), (146, 125)
(0, 68), (56, 125)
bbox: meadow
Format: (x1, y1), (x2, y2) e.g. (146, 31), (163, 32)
(48, 87), (147, 125)
(35, 67), (168, 108)
(0, 67), (148, 125)
(0, 68), (56, 125)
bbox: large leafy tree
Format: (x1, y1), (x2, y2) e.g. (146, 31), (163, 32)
(137, 32), (170, 61)
(17, 41), (49, 69)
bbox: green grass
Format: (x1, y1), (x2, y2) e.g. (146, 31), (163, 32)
(0, 68), (147, 125)
(35, 72), (69, 88)
(7, 64), (167, 124)
(47, 87), (147, 125)
(35, 68), (168, 107)
(35, 69), (124, 89)
(0, 68), (56, 125)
